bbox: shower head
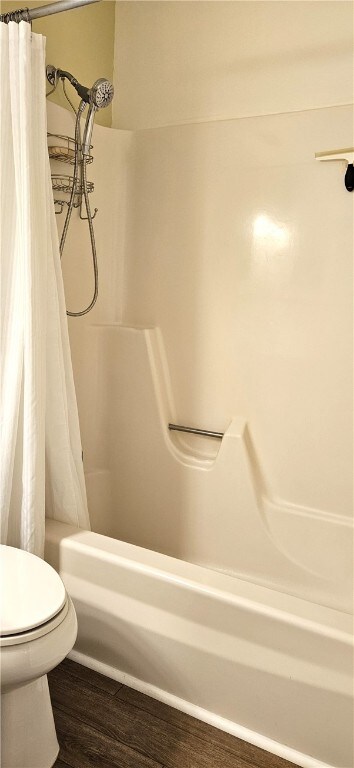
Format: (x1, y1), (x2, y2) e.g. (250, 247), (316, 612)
(89, 78), (114, 109)
(46, 66), (114, 109)
(81, 79), (114, 156)
(46, 66), (114, 157)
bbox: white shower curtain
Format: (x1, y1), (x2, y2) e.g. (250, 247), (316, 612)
(0, 21), (90, 556)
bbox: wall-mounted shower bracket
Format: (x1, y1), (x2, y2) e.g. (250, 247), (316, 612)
(315, 147), (354, 191)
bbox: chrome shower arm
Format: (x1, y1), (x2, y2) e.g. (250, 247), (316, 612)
(46, 66), (91, 103)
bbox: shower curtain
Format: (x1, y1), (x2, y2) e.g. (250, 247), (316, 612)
(0, 21), (90, 556)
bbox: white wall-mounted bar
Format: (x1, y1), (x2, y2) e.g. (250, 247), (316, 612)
(315, 147), (354, 164)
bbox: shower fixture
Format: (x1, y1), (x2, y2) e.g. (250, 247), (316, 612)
(47, 66), (114, 156)
(46, 65), (114, 316)
(81, 79), (114, 155)
(46, 65), (91, 102)
(46, 66), (114, 111)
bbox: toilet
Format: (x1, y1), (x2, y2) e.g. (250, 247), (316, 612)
(0, 545), (77, 768)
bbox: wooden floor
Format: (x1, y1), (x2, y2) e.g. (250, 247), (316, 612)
(50, 659), (295, 768)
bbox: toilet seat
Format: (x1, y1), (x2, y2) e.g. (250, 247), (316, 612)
(0, 545), (67, 646)
(0, 599), (69, 647)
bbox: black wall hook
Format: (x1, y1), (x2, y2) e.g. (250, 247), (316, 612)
(344, 164), (354, 192)
(315, 149), (354, 191)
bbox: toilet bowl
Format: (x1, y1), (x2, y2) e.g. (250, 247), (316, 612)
(0, 545), (78, 768)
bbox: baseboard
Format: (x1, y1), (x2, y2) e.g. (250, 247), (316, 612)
(68, 649), (335, 768)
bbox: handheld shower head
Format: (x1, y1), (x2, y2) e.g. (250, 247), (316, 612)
(46, 66), (114, 109)
(82, 79), (114, 156)
(90, 78), (114, 109)
(46, 66), (114, 156)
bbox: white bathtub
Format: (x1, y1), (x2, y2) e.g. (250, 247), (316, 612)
(45, 519), (353, 768)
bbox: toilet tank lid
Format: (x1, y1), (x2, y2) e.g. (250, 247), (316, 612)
(0, 545), (67, 636)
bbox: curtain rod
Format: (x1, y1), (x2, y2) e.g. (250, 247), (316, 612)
(1, 0), (101, 24)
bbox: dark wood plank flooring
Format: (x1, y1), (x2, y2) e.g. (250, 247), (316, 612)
(50, 659), (295, 768)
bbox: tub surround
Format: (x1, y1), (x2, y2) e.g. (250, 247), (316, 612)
(71, 323), (352, 615)
(47, 100), (353, 538)
(45, 6), (354, 764)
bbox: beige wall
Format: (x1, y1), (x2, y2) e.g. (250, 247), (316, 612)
(0, 0), (116, 126)
(114, 1), (353, 129)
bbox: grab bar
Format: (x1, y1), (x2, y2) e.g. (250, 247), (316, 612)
(168, 423), (224, 439)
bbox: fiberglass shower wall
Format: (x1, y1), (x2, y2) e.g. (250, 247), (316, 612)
(112, 2), (352, 586)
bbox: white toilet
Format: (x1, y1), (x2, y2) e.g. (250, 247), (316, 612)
(0, 545), (77, 768)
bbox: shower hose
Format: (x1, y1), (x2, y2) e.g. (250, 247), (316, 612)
(59, 99), (99, 317)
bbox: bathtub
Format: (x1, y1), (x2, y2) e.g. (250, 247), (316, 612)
(45, 519), (353, 768)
